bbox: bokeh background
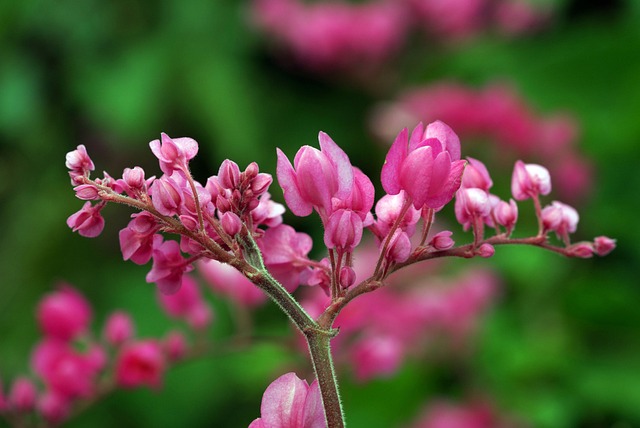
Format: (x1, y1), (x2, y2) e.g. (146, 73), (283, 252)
(1, 0), (639, 426)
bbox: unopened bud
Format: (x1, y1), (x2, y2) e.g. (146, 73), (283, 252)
(339, 266), (356, 289)
(477, 243), (495, 258)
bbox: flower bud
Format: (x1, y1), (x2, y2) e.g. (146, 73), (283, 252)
(477, 243), (495, 258)
(511, 160), (551, 201)
(429, 230), (454, 250)
(219, 159), (241, 189)
(339, 266), (356, 289)
(73, 184), (100, 200)
(122, 167), (146, 190)
(164, 331), (187, 362)
(104, 311), (134, 346)
(9, 378), (37, 412)
(494, 199), (518, 234)
(150, 176), (183, 217)
(386, 230), (411, 263)
(324, 209), (363, 251)
(593, 236), (616, 256)
(461, 157), (493, 190)
(567, 242), (594, 258)
(221, 212), (242, 236)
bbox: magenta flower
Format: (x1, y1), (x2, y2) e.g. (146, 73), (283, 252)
(119, 212), (160, 265)
(277, 131), (354, 219)
(104, 311), (135, 346)
(511, 160), (551, 201)
(324, 209), (363, 251)
(37, 285), (92, 342)
(455, 188), (491, 231)
(381, 121), (466, 209)
(8, 377), (37, 412)
(257, 224), (314, 292)
(31, 339), (97, 399)
(157, 275), (212, 330)
(67, 201), (105, 238)
(461, 157), (493, 191)
(198, 259), (267, 307)
(65, 144), (94, 183)
(149, 133), (199, 176)
(249, 372), (324, 428)
(115, 340), (166, 389)
(493, 199), (518, 235)
(351, 335), (403, 381)
(38, 390), (70, 425)
(163, 331), (187, 362)
(541, 200), (579, 244)
(146, 239), (193, 295)
(593, 236), (616, 256)
(149, 174), (184, 217)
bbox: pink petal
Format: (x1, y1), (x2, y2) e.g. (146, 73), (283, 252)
(276, 148), (313, 217)
(302, 380), (325, 428)
(400, 146), (433, 208)
(424, 120), (461, 161)
(318, 132), (353, 200)
(261, 373), (309, 427)
(381, 128), (408, 195)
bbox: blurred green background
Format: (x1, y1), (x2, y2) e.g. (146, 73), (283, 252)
(1, 0), (639, 427)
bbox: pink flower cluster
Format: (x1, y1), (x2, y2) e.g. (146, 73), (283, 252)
(0, 284), (195, 425)
(302, 254), (498, 381)
(67, 133), (320, 296)
(371, 82), (592, 201)
(251, 0), (550, 72)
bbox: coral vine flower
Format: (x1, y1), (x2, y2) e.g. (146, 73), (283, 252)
(277, 131), (354, 219)
(381, 121), (466, 209)
(149, 133), (198, 176)
(37, 285), (92, 342)
(511, 160), (551, 200)
(249, 372), (324, 428)
(115, 340), (166, 389)
(146, 239), (194, 295)
(104, 311), (135, 346)
(66, 201), (105, 238)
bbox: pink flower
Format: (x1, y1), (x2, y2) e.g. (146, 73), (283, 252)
(461, 157), (493, 191)
(381, 121), (466, 209)
(8, 377), (37, 412)
(146, 239), (193, 295)
(455, 188), (491, 231)
(277, 131), (354, 218)
(198, 259), (267, 307)
(429, 231), (455, 250)
(31, 339), (97, 399)
(115, 340), (165, 389)
(324, 209), (363, 251)
(104, 311), (135, 346)
(149, 133), (199, 176)
(149, 174), (183, 217)
(541, 201), (579, 242)
(157, 275), (212, 330)
(511, 160), (551, 200)
(371, 192), (421, 240)
(493, 199), (518, 235)
(351, 335), (403, 381)
(37, 285), (92, 342)
(119, 212), (160, 265)
(164, 331), (187, 362)
(67, 201), (105, 238)
(257, 224), (314, 292)
(38, 391), (70, 425)
(249, 372), (324, 428)
(65, 145), (94, 183)
(593, 236), (616, 256)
